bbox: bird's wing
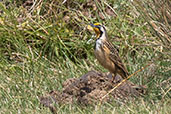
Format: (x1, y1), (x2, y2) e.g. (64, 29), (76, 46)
(103, 41), (129, 77)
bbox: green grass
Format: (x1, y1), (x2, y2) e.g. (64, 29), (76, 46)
(0, 0), (170, 113)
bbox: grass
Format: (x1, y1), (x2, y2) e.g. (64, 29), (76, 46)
(0, 0), (170, 113)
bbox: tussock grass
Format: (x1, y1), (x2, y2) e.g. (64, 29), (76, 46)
(0, 0), (170, 113)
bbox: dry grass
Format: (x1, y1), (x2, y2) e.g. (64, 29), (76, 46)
(0, 0), (170, 113)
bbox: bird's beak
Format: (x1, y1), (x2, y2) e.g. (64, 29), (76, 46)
(87, 24), (94, 31)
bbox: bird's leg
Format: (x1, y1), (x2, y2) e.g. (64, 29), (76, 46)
(112, 73), (116, 83)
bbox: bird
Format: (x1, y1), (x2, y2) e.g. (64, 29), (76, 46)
(89, 23), (129, 80)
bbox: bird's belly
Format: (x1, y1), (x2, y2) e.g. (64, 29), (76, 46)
(94, 49), (115, 72)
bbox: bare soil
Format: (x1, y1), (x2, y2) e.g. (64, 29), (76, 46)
(40, 70), (146, 114)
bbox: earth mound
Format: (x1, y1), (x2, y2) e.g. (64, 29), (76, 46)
(40, 70), (146, 113)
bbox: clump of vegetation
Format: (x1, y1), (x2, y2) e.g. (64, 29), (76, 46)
(0, 0), (170, 113)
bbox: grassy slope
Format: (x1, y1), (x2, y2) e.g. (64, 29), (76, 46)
(0, 0), (170, 113)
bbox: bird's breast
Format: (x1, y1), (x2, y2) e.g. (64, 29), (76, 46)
(94, 41), (115, 72)
(95, 39), (102, 51)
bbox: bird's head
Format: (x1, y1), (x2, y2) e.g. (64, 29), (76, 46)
(88, 23), (107, 39)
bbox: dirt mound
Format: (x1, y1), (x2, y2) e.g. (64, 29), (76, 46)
(40, 71), (146, 113)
